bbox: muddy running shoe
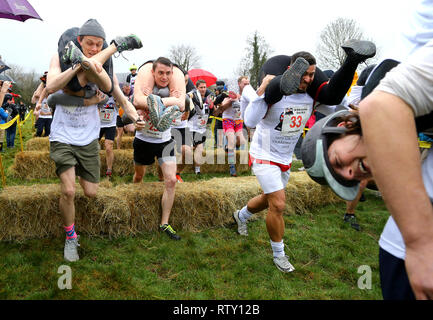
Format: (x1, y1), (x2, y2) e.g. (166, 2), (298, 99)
(157, 105), (181, 132)
(64, 236), (80, 262)
(273, 255), (295, 273)
(280, 57), (309, 96)
(62, 41), (90, 70)
(343, 213), (361, 231)
(160, 224), (181, 240)
(342, 39), (376, 63)
(175, 174), (184, 183)
(111, 34), (143, 53)
(233, 210), (248, 236)
(147, 94), (165, 130)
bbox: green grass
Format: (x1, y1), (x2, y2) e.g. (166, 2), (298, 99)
(0, 118), (390, 300)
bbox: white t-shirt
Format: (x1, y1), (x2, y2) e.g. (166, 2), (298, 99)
(378, 0), (433, 260)
(49, 103), (100, 146)
(39, 98), (52, 119)
(99, 97), (118, 128)
(188, 99), (209, 134)
(248, 93), (313, 166)
(222, 100), (243, 121)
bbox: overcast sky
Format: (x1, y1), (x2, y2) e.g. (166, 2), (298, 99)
(1, 0), (413, 80)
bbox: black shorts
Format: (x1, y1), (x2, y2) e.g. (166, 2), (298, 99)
(171, 127), (189, 152)
(116, 115), (124, 128)
(379, 248), (415, 300)
(192, 131), (206, 147)
(133, 138), (176, 166)
(99, 126), (116, 141)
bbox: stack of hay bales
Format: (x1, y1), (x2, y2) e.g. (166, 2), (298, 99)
(11, 142), (251, 179)
(0, 173), (342, 241)
(25, 136), (135, 151)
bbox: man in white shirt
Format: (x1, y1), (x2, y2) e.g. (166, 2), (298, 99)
(233, 51), (316, 273)
(47, 18), (142, 262)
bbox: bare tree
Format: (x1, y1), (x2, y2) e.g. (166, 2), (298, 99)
(316, 17), (376, 71)
(168, 44), (200, 71)
(4, 64), (39, 106)
(236, 31), (273, 89)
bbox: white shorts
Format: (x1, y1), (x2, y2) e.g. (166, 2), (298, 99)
(252, 162), (291, 194)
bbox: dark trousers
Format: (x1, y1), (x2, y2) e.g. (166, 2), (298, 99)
(379, 248), (415, 300)
(36, 118), (52, 137)
(261, 54), (359, 106)
(6, 123), (17, 148)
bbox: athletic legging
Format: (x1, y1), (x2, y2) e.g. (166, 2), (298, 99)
(260, 54), (361, 106)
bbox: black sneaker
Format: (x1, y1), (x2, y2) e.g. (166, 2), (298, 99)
(62, 41), (89, 69)
(342, 39), (376, 64)
(343, 213), (361, 231)
(280, 57), (309, 96)
(160, 224), (181, 240)
(111, 35), (143, 53)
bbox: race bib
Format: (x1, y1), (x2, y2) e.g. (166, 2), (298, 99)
(233, 105), (242, 120)
(140, 113), (163, 139)
(172, 113), (183, 127)
(100, 108), (114, 123)
(198, 115), (208, 129)
(281, 105), (310, 137)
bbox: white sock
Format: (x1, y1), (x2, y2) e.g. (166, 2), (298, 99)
(238, 206), (253, 222)
(195, 166), (200, 174)
(270, 240), (285, 258)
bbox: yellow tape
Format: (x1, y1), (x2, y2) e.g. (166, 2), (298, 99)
(0, 115), (19, 130)
(419, 139), (432, 149)
(19, 110), (33, 126)
(209, 116), (223, 121)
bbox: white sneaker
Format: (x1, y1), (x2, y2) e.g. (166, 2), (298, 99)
(64, 236), (80, 262)
(273, 255), (295, 273)
(233, 210), (248, 236)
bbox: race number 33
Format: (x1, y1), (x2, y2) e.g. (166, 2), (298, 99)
(281, 105), (310, 137)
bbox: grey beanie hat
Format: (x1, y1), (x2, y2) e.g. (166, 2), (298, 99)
(301, 110), (360, 201)
(78, 19), (106, 39)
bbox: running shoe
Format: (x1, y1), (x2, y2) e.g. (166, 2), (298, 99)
(64, 236), (80, 262)
(175, 174), (184, 183)
(106, 169), (112, 179)
(147, 94), (165, 130)
(280, 57), (309, 96)
(160, 224), (181, 240)
(343, 213), (361, 231)
(341, 39), (376, 63)
(111, 34), (143, 53)
(273, 255), (295, 273)
(157, 105), (181, 132)
(62, 41), (90, 70)
(233, 210), (248, 236)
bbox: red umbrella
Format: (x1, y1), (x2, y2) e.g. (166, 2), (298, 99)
(188, 69), (217, 87)
(0, 0), (42, 22)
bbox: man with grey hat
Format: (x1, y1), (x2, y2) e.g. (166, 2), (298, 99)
(45, 18), (144, 263)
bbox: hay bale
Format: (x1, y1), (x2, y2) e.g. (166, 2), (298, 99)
(25, 137), (50, 151)
(11, 149), (251, 179)
(25, 136), (136, 152)
(0, 184), (132, 242)
(99, 136), (134, 150)
(10, 151), (57, 179)
(0, 172), (342, 241)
